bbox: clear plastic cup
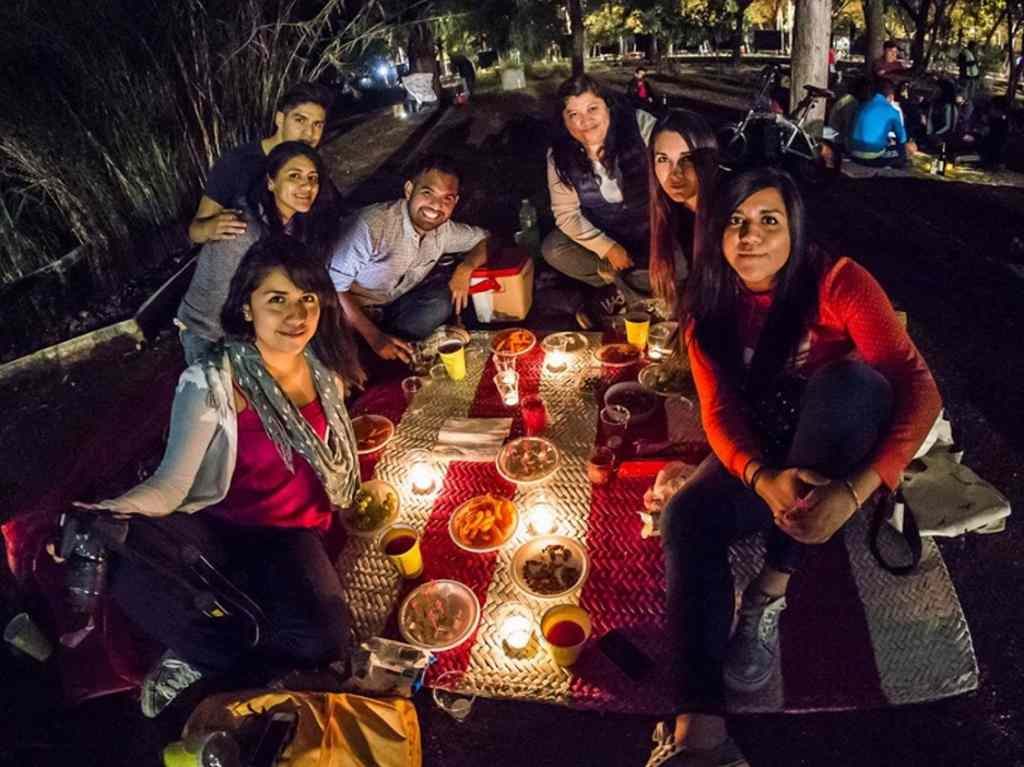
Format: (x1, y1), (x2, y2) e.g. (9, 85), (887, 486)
(432, 669), (476, 722)
(494, 370), (519, 406)
(401, 376), (425, 404)
(4, 612), (53, 662)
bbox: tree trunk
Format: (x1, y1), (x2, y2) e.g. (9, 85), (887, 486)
(1008, 12), (1022, 100)
(791, 0), (832, 130)
(568, 0), (585, 76)
(732, 10), (745, 64)
(863, 0), (885, 76)
(650, 34), (660, 64)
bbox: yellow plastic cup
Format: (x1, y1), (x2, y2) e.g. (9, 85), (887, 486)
(438, 340), (467, 381)
(541, 604), (593, 667)
(625, 311), (651, 350)
(380, 525), (424, 579)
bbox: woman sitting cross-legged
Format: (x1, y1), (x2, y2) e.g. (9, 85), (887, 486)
(647, 168), (941, 766)
(176, 140), (340, 365)
(81, 236), (364, 718)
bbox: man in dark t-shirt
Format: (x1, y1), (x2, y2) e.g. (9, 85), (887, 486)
(187, 82), (332, 244)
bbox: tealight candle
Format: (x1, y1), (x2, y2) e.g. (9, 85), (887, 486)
(497, 602), (535, 652)
(527, 504), (556, 536)
(407, 449), (437, 495)
(544, 350), (568, 374)
(502, 614), (532, 650)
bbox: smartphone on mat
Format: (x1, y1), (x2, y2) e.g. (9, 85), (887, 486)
(598, 629), (655, 682)
(249, 710), (297, 767)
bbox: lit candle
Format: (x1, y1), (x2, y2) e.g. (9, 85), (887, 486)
(527, 504), (556, 536)
(408, 450), (437, 495)
(544, 350), (568, 374)
(501, 613), (533, 650)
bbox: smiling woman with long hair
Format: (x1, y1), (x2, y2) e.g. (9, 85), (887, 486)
(177, 140), (339, 364)
(543, 74), (658, 327)
(647, 109), (720, 310)
(646, 168), (941, 766)
(82, 237), (363, 719)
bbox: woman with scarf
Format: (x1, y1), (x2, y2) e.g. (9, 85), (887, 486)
(83, 236), (363, 718)
(177, 140), (339, 364)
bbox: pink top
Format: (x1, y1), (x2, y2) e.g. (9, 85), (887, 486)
(689, 257), (942, 489)
(210, 397), (334, 530)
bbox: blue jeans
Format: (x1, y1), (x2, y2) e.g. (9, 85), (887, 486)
(378, 258), (455, 340)
(660, 360), (893, 712)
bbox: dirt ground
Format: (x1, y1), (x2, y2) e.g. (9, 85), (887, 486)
(3, 64), (1024, 767)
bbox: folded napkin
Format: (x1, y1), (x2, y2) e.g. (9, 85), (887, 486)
(433, 417), (513, 461)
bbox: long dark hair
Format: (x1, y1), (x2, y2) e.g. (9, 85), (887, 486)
(648, 109), (720, 308)
(247, 141), (339, 263)
(221, 235), (364, 387)
(683, 167), (824, 387)
(550, 74), (628, 187)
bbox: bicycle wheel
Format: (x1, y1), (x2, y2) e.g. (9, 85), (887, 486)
(716, 125), (748, 167)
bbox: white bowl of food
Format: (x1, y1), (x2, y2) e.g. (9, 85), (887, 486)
(510, 535), (590, 600)
(399, 579), (481, 652)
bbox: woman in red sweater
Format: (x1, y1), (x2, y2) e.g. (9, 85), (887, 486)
(648, 168), (941, 767)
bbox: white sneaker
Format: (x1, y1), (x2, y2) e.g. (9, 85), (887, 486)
(141, 650), (203, 718)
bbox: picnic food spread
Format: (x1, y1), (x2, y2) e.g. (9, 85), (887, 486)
(595, 343), (642, 366)
(522, 544), (582, 595)
(490, 328), (537, 356)
(345, 484), (398, 533)
(352, 414), (395, 454)
(639, 363), (694, 397)
(497, 437), (560, 484)
(450, 494), (518, 550)
(399, 580), (480, 650)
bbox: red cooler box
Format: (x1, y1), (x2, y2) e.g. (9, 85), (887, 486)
(469, 247), (534, 322)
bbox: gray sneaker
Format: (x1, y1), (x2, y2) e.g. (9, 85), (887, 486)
(141, 650), (203, 718)
(644, 722), (750, 767)
(723, 593), (787, 693)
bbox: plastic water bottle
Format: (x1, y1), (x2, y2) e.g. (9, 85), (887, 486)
(518, 198), (537, 232)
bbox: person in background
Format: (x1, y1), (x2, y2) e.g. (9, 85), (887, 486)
(647, 109), (720, 312)
(544, 74), (658, 329)
(872, 40), (911, 82)
(827, 77), (870, 151)
(897, 81), (928, 144)
(627, 66), (659, 110)
(329, 154), (489, 361)
(925, 80), (961, 150)
(957, 41), (982, 101)
(188, 83), (331, 245)
(81, 238), (364, 718)
(177, 142), (339, 364)
(646, 168), (940, 767)
(849, 79), (913, 168)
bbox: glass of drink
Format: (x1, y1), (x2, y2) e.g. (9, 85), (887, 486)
(646, 322), (677, 360)
(624, 310), (651, 350)
(411, 342), (437, 375)
(494, 370), (519, 407)
(493, 352), (516, 375)
(431, 669), (476, 722)
(521, 395), (547, 435)
(586, 445), (616, 485)
(540, 604), (593, 667)
(380, 525), (423, 579)
(599, 404), (630, 445)
(438, 339), (467, 381)
(401, 376), (425, 404)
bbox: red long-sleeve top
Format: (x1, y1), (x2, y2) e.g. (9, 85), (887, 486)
(688, 257), (942, 489)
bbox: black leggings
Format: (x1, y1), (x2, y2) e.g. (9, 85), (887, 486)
(110, 513), (353, 675)
(660, 359), (893, 712)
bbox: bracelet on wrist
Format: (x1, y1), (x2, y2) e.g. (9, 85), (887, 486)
(841, 479), (863, 508)
(749, 466), (768, 494)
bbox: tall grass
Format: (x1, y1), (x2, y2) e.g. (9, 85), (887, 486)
(0, 0), (405, 290)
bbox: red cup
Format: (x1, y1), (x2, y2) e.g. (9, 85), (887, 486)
(521, 395), (547, 435)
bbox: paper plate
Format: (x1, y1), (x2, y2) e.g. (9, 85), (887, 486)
(351, 414), (395, 455)
(496, 436), (560, 485)
(490, 328), (537, 357)
(511, 535), (590, 600)
(399, 580), (481, 651)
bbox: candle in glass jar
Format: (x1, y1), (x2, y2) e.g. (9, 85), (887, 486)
(527, 504), (556, 536)
(501, 614), (533, 650)
(408, 450), (437, 494)
(544, 350), (568, 373)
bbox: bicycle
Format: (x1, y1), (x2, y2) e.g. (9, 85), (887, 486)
(716, 64), (841, 183)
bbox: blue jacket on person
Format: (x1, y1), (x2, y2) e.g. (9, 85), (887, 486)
(849, 94), (907, 158)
